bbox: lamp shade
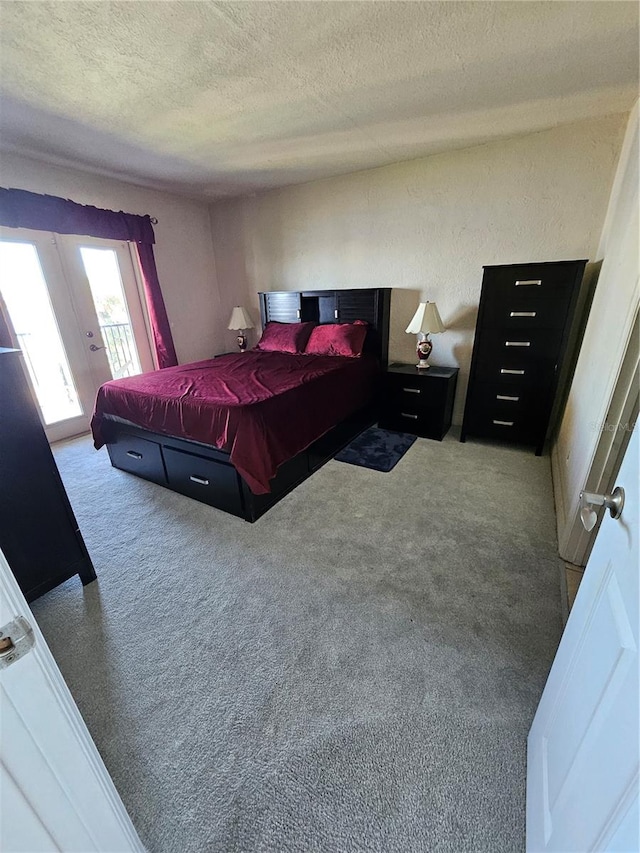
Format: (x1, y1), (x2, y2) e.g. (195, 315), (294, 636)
(405, 301), (446, 335)
(227, 306), (254, 331)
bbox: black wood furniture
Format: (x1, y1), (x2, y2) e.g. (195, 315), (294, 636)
(104, 288), (391, 522)
(460, 260), (586, 455)
(259, 288), (391, 368)
(0, 348), (96, 601)
(379, 363), (458, 440)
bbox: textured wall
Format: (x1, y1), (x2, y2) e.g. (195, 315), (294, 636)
(0, 152), (225, 364)
(210, 114), (627, 423)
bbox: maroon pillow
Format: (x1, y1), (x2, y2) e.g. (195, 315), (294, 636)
(255, 321), (316, 354)
(304, 321), (368, 358)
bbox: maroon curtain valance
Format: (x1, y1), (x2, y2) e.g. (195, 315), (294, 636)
(0, 187), (156, 244)
(0, 187), (177, 368)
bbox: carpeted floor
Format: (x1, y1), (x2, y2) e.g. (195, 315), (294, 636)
(31, 431), (564, 853)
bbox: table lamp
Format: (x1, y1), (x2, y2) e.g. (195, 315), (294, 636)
(228, 306), (254, 352)
(405, 301), (445, 369)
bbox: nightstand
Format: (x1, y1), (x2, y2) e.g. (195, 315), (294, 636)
(379, 363), (459, 440)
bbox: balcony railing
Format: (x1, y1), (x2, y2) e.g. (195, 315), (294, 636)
(99, 322), (140, 379)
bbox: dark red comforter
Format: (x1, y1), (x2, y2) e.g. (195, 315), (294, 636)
(91, 350), (379, 494)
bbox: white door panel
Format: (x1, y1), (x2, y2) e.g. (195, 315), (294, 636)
(0, 549), (144, 852)
(527, 423), (639, 852)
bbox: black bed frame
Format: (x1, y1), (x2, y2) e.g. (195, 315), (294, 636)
(104, 288), (391, 522)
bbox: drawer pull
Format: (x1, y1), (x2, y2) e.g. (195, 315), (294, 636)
(496, 394), (519, 401)
(493, 420), (514, 427)
(401, 412), (419, 420)
(501, 368), (525, 375)
(402, 387), (421, 394)
(515, 279), (542, 287)
(189, 475), (210, 486)
(334, 309), (339, 319)
(510, 311), (537, 318)
(126, 450), (143, 459)
(505, 341), (531, 347)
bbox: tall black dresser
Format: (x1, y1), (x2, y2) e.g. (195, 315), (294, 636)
(460, 260), (586, 455)
(0, 348), (96, 601)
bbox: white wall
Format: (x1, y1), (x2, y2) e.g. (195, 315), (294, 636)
(552, 105), (639, 562)
(209, 113), (627, 423)
(0, 153), (226, 364)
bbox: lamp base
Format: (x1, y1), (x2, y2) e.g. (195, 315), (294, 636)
(416, 333), (432, 369)
(236, 333), (247, 352)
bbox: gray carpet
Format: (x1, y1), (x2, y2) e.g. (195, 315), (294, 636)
(31, 432), (564, 853)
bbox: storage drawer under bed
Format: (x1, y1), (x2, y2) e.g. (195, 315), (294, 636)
(107, 434), (167, 485)
(162, 446), (244, 516)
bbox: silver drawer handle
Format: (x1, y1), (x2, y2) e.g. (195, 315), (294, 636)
(296, 308), (301, 319)
(505, 341), (531, 347)
(401, 412), (418, 420)
(493, 420), (514, 426)
(501, 368), (525, 375)
(189, 475), (210, 486)
(334, 309), (339, 319)
(497, 394), (519, 401)
(402, 387), (421, 394)
(126, 450), (142, 459)
(510, 311), (537, 317)
(515, 279), (542, 286)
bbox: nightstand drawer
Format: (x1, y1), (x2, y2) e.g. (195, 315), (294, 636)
(387, 379), (448, 414)
(380, 410), (448, 440)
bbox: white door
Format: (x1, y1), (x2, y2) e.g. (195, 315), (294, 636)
(527, 423), (639, 852)
(0, 547), (144, 852)
(0, 228), (153, 442)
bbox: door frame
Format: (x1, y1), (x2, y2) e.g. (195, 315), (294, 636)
(551, 103), (639, 567)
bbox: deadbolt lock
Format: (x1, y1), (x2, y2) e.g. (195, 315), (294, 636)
(0, 616), (35, 669)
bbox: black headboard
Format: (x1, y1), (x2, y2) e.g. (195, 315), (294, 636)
(258, 288), (391, 368)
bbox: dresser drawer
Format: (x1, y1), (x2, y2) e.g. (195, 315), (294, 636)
(107, 434), (167, 485)
(463, 407), (545, 446)
(474, 326), (564, 362)
(163, 447), (243, 515)
(467, 382), (545, 421)
(482, 295), (572, 330)
(474, 355), (556, 388)
(482, 264), (577, 305)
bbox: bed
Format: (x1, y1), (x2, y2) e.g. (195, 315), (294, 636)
(92, 288), (391, 521)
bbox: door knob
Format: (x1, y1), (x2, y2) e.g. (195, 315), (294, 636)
(579, 487), (625, 531)
(89, 344), (106, 352)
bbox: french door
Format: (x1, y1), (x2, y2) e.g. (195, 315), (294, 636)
(0, 228), (154, 442)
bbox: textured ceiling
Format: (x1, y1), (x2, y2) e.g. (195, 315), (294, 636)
(0, 1), (638, 200)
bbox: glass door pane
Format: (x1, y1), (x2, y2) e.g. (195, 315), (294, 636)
(79, 247), (142, 380)
(0, 241), (83, 425)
